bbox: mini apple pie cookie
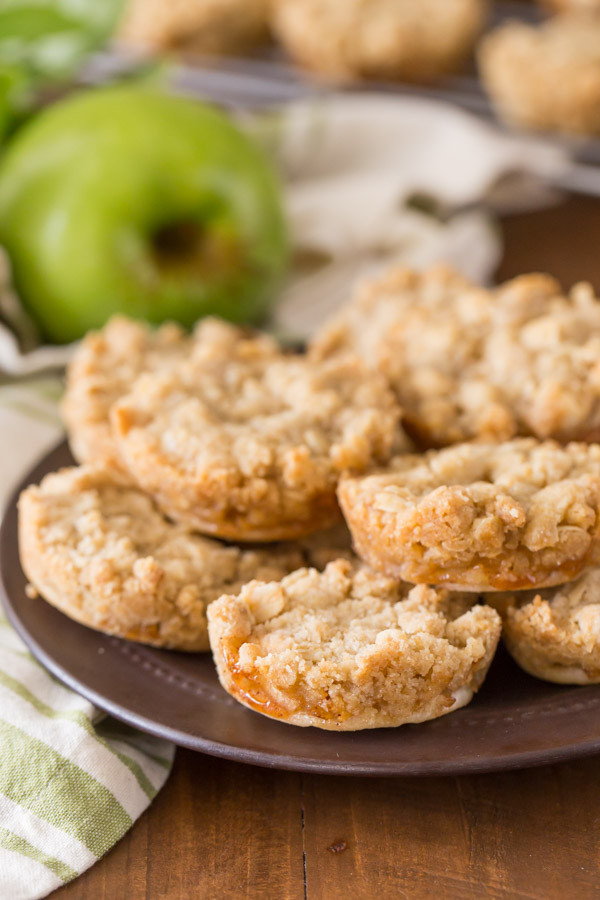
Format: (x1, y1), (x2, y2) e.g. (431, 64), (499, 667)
(311, 265), (512, 448)
(339, 439), (600, 591)
(270, 0), (487, 83)
(481, 278), (600, 444)
(119, 0), (268, 57)
(18, 465), (308, 652)
(111, 318), (402, 542)
(312, 265), (600, 447)
(208, 559), (501, 730)
(488, 568), (600, 684)
(62, 316), (189, 468)
(540, 0), (600, 11)
(479, 17), (600, 134)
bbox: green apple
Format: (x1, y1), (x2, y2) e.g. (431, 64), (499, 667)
(0, 85), (288, 342)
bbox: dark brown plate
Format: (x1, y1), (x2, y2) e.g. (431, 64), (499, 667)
(3, 441), (600, 775)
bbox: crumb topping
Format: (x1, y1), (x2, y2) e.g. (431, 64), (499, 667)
(61, 316), (189, 467)
(479, 17), (600, 134)
(489, 567), (600, 683)
(18, 465), (307, 651)
(208, 559), (501, 729)
(312, 266), (600, 446)
(271, 0), (486, 82)
(112, 318), (402, 540)
(339, 439), (600, 590)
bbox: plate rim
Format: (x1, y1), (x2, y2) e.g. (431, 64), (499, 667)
(4, 440), (600, 777)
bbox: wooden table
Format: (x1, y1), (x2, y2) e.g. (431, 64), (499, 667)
(56, 195), (600, 900)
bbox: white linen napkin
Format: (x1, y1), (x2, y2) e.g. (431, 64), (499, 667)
(247, 94), (568, 338)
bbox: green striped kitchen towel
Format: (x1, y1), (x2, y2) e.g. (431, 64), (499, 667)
(0, 618), (175, 898)
(0, 375), (175, 900)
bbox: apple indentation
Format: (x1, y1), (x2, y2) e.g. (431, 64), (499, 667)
(151, 220), (242, 278)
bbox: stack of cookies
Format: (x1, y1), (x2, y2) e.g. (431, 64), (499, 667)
(18, 264), (600, 730)
(314, 265), (600, 692)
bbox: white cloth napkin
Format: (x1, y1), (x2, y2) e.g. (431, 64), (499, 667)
(251, 94), (569, 337)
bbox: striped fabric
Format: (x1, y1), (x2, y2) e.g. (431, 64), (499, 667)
(0, 377), (175, 899)
(0, 615), (174, 899)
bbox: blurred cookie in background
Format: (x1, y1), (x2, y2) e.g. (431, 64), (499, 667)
(118, 0), (269, 57)
(479, 16), (600, 134)
(539, 0), (600, 13)
(270, 0), (488, 84)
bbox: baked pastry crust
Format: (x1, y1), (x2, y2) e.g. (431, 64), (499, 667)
(208, 559), (501, 730)
(541, 0), (600, 11)
(18, 465), (309, 651)
(479, 17), (600, 135)
(112, 318), (402, 542)
(489, 568), (600, 683)
(339, 439), (600, 591)
(119, 0), (268, 56)
(311, 265), (600, 447)
(270, 0), (486, 84)
(61, 316), (189, 469)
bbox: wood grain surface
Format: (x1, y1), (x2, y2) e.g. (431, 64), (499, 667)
(55, 194), (600, 899)
(55, 750), (600, 900)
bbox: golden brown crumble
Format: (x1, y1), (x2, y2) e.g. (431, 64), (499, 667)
(488, 567), (600, 683)
(18, 465), (311, 651)
(270, 0), (486, 83)
(61, 316), (189, 469)
(111, 318), (403, 541)
(312, 265), (600, 447)
(208, 559), (501, 729)
(479, 17), (600, 135)
(339, 439), (600, 591)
